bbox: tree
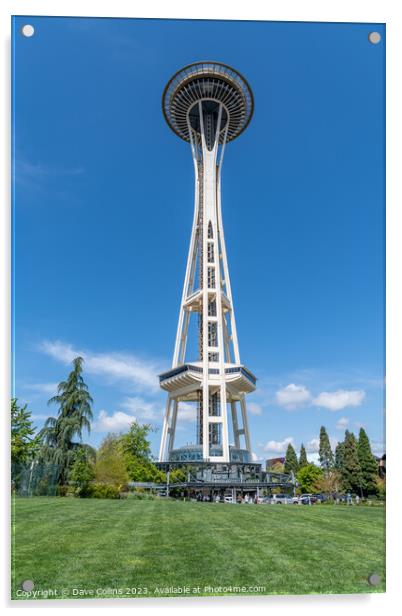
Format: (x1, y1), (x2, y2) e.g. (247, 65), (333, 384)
(119, 421), (153, 460)
(340, 431), (363, 494)
(335, 440), (345, 471)
(95, 434), (129, 487)
(11, 398), (39, 465)
(296, 464), (323, 493)
(357, 428), (379, 496)
(118, 421), (163, 482)
(39, 357), (93, 485)
(314, 469), (342, 497)
(70, 447), (95, 495)
(299, 444), (308, 468)
(284, 443), (299, 475)
(319, 426), (334, 472)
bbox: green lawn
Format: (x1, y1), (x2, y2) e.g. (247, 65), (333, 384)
(12, 497), (385, 600)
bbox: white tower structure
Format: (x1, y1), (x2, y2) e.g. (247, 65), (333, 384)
(159, 62), (256, 464)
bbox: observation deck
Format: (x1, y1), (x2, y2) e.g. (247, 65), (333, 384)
(162, 61), (254, 143)
(159, 362), (257, 397)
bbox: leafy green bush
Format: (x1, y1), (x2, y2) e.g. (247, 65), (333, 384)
(87, 483), (121, 499)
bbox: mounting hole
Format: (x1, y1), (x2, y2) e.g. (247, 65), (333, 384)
(21, 24), (35, 38)
(368, 32), (381, 45)
(368, 573), (381, 586)
(21, 580), (34, 591)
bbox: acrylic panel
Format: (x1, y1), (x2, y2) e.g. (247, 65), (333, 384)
(11, 16), (385, 600)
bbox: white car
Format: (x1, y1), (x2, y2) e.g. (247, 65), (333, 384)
(269, 494), (292, 504)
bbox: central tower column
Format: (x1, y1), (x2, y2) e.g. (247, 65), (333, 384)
(194, 100), (230, 461)
(158, 62), (256, 464)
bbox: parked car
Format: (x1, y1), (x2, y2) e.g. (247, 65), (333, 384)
(269, 493), (292, 504)
(224, 495), (234, 503)
(292, 494), (318, 505)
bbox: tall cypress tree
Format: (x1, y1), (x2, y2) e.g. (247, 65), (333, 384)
(319, 426), (334, 472)
(335, 439), (346, 470)
(341, 431), (363, 494)
(299, 443), (308, 468)
(284, 443), (299, 475)
(357, 428), (379, 496)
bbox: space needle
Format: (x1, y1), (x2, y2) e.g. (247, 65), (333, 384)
(158, 62), (256, 464)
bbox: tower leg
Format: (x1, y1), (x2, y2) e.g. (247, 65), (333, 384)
(167, 399), (178, 456)
(159, 396), (172, 462)
(202, 381), (209, 460)
(220, 384), (230, 461)
(240, 395), (251, 453)
(231, 401), (241, 448)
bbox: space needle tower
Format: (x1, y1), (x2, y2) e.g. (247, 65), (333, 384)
(158, 62), (256, 464)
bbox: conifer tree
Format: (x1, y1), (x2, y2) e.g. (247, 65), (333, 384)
(335, 439), (345, 471)
(39, 357), (93, 485)
(319, 426), (334, 472)
(284, 443), (299, 475)
(11, 398), (39, 465)
(299, 443), (308, 468)
(341, 430), (363, 494)
(357, 428), (379, 496)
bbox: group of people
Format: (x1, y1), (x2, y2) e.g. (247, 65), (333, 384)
(193, 491), (258, 503)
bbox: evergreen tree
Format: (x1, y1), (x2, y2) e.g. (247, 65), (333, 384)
(340, 430), (363, 494)
(319, 426), (334, 472)
(284, 443), (299, 475)
(335, 439), (345, 471)
(299, 443), (308, 468)
(11, 398), (39, 465)
(39, 357), (93, 485)
(357, 428), (379, 496)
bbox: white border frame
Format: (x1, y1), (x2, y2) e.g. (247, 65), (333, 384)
(1, 1), (401, 614)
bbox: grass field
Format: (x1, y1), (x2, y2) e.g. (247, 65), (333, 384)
(12, 497), (385, 600)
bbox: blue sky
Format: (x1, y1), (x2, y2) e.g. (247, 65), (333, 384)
(12, 16), (385, 461)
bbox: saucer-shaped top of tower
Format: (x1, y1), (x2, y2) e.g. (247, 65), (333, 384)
(162, 61), (254, 143)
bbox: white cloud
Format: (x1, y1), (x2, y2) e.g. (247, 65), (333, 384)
(264, 436), (294, 454)
(313, 389), (365, 411)
(336, 416), (349, 430)
(370, 440), (385, 457)
(121, 397), (196, 424)
(248, 402), (263, 416)
(121, 396), (161, 421)
(307, 452), (320, 465)
(25, 382), (59, 395)
(94, 410), (136, 432)
(39, 340), (162, 392)
(305, 438), (320, 453)
(176, 402), (197, 423)
(275, 384), (311, 410)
